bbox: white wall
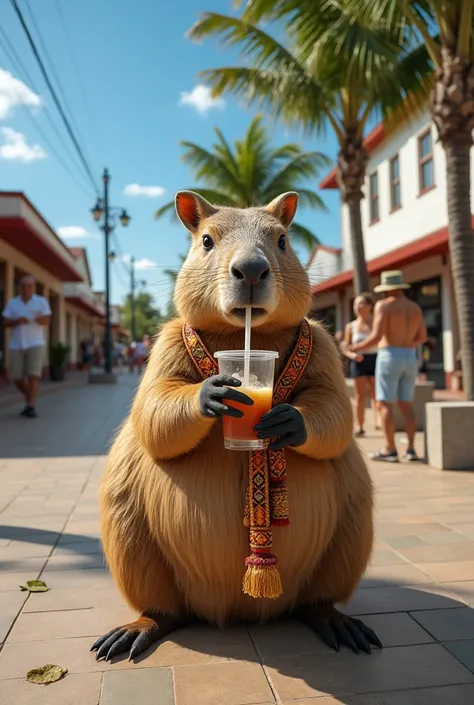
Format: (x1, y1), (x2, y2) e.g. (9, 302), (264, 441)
(307, 248), (341, 285)
(341, 108), (474, 268)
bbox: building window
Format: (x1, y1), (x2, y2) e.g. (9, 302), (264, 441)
(369, 171), (379, 224)
(389, 154), (401, 211)
(418, 129), (434, 193)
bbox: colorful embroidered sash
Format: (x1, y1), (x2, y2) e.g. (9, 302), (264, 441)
(183, 319), (312, 599)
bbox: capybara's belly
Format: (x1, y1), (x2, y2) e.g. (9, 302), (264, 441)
(143, 437), (340, 624)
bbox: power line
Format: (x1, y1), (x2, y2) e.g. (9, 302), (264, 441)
(0, 27), (95, 198)
(23, 0), (97, 178)
(53, 0), (97, 154)
(9, 0), (99, 196)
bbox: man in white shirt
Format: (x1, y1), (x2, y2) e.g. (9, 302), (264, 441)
(2, 275), (51, 417)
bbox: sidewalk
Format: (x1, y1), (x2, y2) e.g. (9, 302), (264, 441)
(1, 377), (474, 704)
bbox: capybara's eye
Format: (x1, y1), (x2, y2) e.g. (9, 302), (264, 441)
(278, 235), (286, 251)
(202, 235), (214, 251)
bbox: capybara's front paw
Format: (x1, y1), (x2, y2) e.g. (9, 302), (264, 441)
(90, 613), (181, 662)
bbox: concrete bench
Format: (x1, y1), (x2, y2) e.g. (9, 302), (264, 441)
(425, 401), (474, 470)
(345, 379), (434, 432)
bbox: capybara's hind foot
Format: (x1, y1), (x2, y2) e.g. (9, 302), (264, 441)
(91, 612), (184, 662)
(295, 602), (382, 655)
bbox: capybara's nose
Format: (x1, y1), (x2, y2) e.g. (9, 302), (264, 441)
(230, 255), (270, 286)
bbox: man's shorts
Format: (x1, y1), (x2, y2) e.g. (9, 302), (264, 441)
(375, 347), (418, 403)
(9, 346), (45, 380)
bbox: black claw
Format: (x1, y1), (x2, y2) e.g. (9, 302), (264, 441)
(96, 629), (128, 661)
(128, 629), (158, 661)
(346, 620), (371, 654)
(91, 627), (122, 653)
(352, 618), (383, 649)
(333, 623), (359, 654)
(106, 631), (137, 661)
(315, 619), (340, 652)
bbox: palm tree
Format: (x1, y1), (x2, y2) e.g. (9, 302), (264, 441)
(155, 115), (330, 254)
(187, 1), (431, 294)
(352, 2), (474, 399)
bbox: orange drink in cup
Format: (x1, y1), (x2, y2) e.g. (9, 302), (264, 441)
(214, 351), (278, 450)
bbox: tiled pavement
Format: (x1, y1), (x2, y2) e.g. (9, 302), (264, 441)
(1, 377), (474, 704)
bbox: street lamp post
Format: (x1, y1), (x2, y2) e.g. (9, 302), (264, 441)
(91, 168), (130, 377)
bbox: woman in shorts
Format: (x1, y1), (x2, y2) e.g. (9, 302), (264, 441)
(342, 294), (379, 436)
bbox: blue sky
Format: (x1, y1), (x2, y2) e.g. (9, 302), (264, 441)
(0, 0), (341, 310)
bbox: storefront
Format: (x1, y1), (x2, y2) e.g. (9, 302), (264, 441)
(408, 276), (444, 388)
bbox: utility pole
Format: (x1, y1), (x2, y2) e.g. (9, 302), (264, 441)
(91, 169), (131, 379)
(130, 256), (136, 341)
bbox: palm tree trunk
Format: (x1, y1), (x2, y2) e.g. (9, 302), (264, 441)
(337, 129), (370, 294)
(346, 199), (370, 294)
(432, 47), (474, 399)
(444, 139), (474, 400)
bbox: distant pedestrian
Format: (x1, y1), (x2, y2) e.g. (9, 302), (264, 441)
(127, 341), (137, 373)
(341, 294), (379, 436)
(135, 335), (149, 375)
(348, 271), (427, 463)
(2, 275), (51, 418)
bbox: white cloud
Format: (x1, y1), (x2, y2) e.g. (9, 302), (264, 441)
(179, 84), (225, 114)
(0, 68), (42, 119)
(0, 127), (45, 162)
(122, 254), (157, 269)
(123, 183), (166, 198)
(57, 226), (96, 240)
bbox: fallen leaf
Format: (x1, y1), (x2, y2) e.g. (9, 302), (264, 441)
(26, 664), (68, 684)
(20, 580), (50, 593)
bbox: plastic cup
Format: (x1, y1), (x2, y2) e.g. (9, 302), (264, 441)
(214, 350), (279, 451)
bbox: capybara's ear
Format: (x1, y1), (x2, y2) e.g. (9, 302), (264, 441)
(264, 192), (299, 228)
(175, 191), (217, 234)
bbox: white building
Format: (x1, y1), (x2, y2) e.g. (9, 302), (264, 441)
(309, 108), (467, 389)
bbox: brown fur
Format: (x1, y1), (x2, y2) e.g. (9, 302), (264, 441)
(100, 192), (374, 628)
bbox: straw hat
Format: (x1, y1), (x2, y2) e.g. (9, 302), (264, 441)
(374, 270), (411, 293)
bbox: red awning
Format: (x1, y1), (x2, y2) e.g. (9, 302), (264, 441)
(312, 224), (452, 295)
(1, 217), (82, 282)
(65, 296), (105, 318)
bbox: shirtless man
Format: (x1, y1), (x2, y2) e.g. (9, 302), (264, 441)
(349, 270), (427, 462)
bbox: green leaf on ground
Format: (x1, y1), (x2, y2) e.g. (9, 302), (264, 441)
(19, 580), (50, 592)
(26, 664), (68, 684)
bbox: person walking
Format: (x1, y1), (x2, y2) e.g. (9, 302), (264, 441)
(348, 270), (427, 463)
(2, 275), (51, 418)
(134, 334), (149, 375)
(341, 293), (379, 437)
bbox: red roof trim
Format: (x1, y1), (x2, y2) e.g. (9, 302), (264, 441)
(311, 222), (456, 295)
(319, 123), (386, 190)
(0, 217), (83, 282)
(65, 295), (105, 318)
(69, 247), (93, 287)
(0, 192), (81, 262)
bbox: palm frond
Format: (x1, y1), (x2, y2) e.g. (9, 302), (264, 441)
(180, 142), (240, 193)
(289, 221), (320, 254)
(291, 188), (327, 212)
(154, 200), (177, 221)
(263, 150), (331, 200)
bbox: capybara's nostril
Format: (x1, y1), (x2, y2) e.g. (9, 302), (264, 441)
(230, 256), (270, 286)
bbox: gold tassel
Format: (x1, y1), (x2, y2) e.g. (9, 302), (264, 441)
(242, 555), (283, 599)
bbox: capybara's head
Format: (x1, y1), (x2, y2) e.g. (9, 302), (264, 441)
(173, 191), (311, 330)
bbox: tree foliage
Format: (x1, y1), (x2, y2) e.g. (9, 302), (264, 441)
(120, 291), (164, 338)
(155, 115), (330, 253)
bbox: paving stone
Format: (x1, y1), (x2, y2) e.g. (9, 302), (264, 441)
(250, 620), (332, 660)
(101, 668), (174, 705)
(351, 612), (434, 647)
(360, 563), (435, 589)
(344, 585), (462, 616)
(265, 644), (474, 700)
(23, 585), (122, 613)
(174, 661), (274, 705)
(39, 568), (113, 589)
(0, 592), (28, 644)
(0, 672), (102, 705)
(410, 607), (474, 641)
(8, 605), (134, 642)
(443, 640), (474, 673)
(415, 561), (474, 582)
(441, 580), (474, 606)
